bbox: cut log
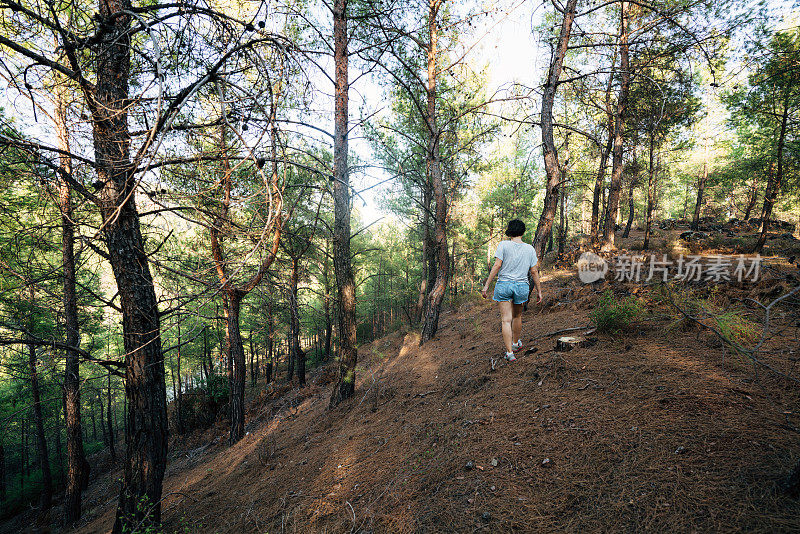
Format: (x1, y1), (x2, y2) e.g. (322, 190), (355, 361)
(555, 336), (597, 352)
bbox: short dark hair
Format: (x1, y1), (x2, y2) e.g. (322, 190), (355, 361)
(505, 219), (526, 237)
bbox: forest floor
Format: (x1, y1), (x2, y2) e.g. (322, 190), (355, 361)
(7, 226), (800, 533)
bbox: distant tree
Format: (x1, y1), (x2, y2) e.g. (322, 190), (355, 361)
(726, 26), (800, 252)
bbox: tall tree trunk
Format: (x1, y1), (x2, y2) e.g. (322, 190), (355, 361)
(85, 1), (169, 529)
(533, 0), (579, 258)
(623, 150), (637, 238)
(420, 0), (450, 344)
(591, 60), (616, 246)
(56, 78), (89, 525)
(176, 316), (184, 434)
(289, 258), (306, 386)
(250, 334), (256, 386)
(643, 133), (658, 249)
(601, 1), (631, 252)
(201, 326), (209, 385)
(106, 371), (116, 461)
(28, 340), (53, 517)
(330, 0), (358, 406)
(98, 391), (108, 446)
(743, 173), (759, 220)
(266, 297), (274, 383)
(755, 101), (788, 252)
(417, 183), (434, 324)
(226, 291), (247, 443)
(691, 138), (709, 230)
(54, 408), (64, 486)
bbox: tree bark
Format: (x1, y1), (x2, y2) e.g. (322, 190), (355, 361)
(420, 0), (450, 344)
(533, 0), (579, 258)
(55, 77), (89, 525)
(601, 1), (631, 252)
(78, 1), (171, 529)
(330, 0), (358, 406)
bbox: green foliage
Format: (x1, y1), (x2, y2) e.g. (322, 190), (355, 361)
(590, 290), (644, 333)
(714, 311), (760, 347)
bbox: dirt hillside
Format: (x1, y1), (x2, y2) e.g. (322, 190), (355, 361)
(11, 262), (800, 533)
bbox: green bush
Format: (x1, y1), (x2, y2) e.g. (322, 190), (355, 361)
(590, 290), (643, 333)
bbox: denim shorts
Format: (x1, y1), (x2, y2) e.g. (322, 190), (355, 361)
(493, 280), (530, 304)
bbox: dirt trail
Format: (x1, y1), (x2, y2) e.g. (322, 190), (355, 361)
(9, 270), (800, 533)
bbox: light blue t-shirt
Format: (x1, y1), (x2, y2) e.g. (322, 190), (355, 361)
(495, 240), (538, 282)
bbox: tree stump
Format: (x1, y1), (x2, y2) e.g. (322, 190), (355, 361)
(555, 336), (597, 352)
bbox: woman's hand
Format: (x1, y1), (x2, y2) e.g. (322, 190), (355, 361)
(536, 289), (543, 304)
(481, 286), (489, 299)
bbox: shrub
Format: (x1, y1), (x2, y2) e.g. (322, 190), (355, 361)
(590, 290), (643, 333)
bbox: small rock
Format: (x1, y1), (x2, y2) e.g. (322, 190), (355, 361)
(465, 460), (475, 470)
(490, 485), (496, 491)
(674, 446), (686, 455)
(491, 458), (499, 467)
(481, 511), (492, 521)
(541, 458), (551, 467)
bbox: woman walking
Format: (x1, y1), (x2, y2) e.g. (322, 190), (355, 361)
(481, 219), (542, 362)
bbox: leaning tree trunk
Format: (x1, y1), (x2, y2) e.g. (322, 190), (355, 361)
(91, 2), (169, 530)
(755, 102), (788, 253)
(420, 0), (451, 344)
(601, 1), (631, 252)
(330, 0), (358, 406)
(533, 0), (579, 258)
(55, 80), (89, 525)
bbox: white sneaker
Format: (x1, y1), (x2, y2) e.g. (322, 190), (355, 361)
(504, 352), (517, 362)
(512, 339), (523, 352)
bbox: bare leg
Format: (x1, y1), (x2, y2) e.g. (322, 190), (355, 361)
(498, 301), (514, 353)
(512, 303), (524, 346)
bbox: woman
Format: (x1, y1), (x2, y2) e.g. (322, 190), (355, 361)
(481, 219), (542, 362)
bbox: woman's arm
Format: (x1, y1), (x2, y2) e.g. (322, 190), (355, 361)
(529, 267), (543, 303)
(481, 258), (503, 299)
